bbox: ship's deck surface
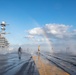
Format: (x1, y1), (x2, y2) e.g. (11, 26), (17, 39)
(0, 52), (76, 75)
(33, 55), (69, 75)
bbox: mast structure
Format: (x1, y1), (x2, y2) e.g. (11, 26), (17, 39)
(0, 21), (9, 36)
(0, 21), (9, 54)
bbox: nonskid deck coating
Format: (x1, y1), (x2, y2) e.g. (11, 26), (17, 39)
(33, 55), (69, 75)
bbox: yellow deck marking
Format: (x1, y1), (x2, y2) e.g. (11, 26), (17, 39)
(33, 56), (69, 75)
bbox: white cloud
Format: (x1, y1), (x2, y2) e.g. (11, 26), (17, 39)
(25, 35), (34, 39)
(44, 24), (71, 38)
(27, 27), (44, 35)
(24, 23), (76, 54)
(26, 23), (72, 39)
(45, 24), (69, 34)
(35, 38), (45, 42)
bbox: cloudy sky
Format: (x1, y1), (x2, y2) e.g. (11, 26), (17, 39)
(0, 0), (76, 53)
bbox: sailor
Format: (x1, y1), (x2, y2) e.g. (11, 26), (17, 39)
(18, 47), (22, 59)
(38, 45), (40, 55)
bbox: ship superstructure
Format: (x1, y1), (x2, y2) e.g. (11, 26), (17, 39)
(0, 21), (9, 54)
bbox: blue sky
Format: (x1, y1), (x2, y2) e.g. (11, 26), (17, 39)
(0, 0), (76, 46)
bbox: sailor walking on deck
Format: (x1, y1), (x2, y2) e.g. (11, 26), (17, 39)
(38, 45), (40, 55)
(18, 47), (22, 59)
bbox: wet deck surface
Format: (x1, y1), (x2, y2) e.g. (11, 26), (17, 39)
(33, 55), (69, 75)
(0, 53), (39, 75)
(0, 52), (76, 75)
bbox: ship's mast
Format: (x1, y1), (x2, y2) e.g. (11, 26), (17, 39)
(0, 21), (9, 36)
(0, 21), (10, 54)
(0, 21), (9, 47)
